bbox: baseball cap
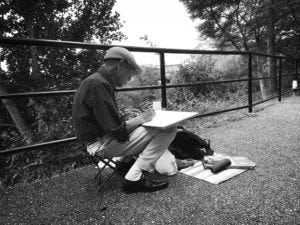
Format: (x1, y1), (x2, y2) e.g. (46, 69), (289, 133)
(104, 47), (143, 75)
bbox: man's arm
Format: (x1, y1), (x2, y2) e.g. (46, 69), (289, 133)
(87, 81), (130, 142)
(126, 109), (156, 133)
(126, 117), (144, 133)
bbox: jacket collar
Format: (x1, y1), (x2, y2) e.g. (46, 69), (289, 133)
(98, 67), (116, 89)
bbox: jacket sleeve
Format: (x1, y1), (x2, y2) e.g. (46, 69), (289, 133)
(85, 82), (129, 143)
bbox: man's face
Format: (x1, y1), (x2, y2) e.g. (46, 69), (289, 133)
(115, 61), (136, 87)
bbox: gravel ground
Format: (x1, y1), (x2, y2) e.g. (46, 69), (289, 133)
(1, 96), (299, 225)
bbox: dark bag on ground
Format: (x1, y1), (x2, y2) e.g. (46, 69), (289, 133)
(168, 126), (214, 160)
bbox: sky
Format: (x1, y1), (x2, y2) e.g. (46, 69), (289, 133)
(0, 1), (210, 69)
(112, 0), (209, 65)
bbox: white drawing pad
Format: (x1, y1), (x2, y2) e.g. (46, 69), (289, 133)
(142, 110), (198, 129)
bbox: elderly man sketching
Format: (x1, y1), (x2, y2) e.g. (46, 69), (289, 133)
(72, 47), (177, 193)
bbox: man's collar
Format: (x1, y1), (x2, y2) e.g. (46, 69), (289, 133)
(98, 67), (116, 89)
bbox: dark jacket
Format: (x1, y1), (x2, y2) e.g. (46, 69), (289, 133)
(72, 68), (129, 143)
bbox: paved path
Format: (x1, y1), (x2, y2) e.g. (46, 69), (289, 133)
(1, 97), (299, 225)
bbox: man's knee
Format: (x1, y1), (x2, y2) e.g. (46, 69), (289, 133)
(159, 126), (177, 137)
(131, 126), (177, 143)
(132, 126), (160, 138)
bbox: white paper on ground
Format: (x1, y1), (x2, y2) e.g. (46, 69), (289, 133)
(179, 154), (255, 185)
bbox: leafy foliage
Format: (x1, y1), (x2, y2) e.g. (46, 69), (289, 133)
(0, 0), (125, 89)
(180, 0), (300, 57)
(169, 55), (247, 109)
(117, 65), (161, 111)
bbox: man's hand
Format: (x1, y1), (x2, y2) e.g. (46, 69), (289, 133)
(126, 109), (155, 133)
(138, 109), (156, 123)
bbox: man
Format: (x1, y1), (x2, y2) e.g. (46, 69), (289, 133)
(72, 47), (177, 193)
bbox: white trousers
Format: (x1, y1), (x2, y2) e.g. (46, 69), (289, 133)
(90, 126), (177, 172)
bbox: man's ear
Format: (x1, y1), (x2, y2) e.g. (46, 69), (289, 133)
(116, 59), (123, 71)
(119, 59), (128, 68)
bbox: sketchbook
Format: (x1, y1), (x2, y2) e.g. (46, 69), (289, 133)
(142, 110), (198, 129)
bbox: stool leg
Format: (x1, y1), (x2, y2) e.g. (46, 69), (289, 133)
(98, 170), (116, 192)
(94, 164), (107, 180)
(93, 157), (119, 192)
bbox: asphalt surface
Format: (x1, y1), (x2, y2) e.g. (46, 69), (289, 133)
(1, 96), (299, 225)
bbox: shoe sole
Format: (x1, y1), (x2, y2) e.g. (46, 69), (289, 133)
(123, 183), (169, 193)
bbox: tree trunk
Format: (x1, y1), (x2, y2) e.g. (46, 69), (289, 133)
(266, 0), (277, 93)
(255, 24), (269, 100)
(256, 56), (269, 100)
(24, 14), (47, 134)
(24, 15), (39, 87)
(0, 85), (34, 144)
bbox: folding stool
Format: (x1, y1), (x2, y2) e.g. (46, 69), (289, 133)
(91, 109), (140, 192)
(92, 155), (120, 192)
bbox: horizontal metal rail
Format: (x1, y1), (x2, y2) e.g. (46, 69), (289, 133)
(0, 37), (250, 55)
(252, 89), (297, 106)
(0, 137), (77, 156)
(166, 78), (249, 89)
(0, 38), (297, 59)
(0, 79), (251, 99)
(279, 74), (294, 78)
(194, 105), (250, 119)
(250, 51), (298, 60)
(0, 90), (77, 99)
(0, 89), (154, 100)
(252, 74), (294, 81)
(116, 85), (161, 92)
(252, 75), (280, 81)
(0, 75), (295, 100)
(0, 86), (162, 99)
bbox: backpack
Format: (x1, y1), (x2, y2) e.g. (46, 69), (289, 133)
(168, 126), (214, 160)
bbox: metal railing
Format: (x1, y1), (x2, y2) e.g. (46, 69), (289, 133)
(0, 38), (299, 156)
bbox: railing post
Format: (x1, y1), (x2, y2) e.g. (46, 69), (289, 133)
(295, 59), (299, 84)
(295, 59), (298, 78)
(278, 59), (282, 101)
(248, 54), (253, 113)
(294, 59), (299, 96)
(159, 51), (167, 108)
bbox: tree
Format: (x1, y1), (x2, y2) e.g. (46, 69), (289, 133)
(172, 55), (221, 100)
(0, 83), (33, 144)
(180, 0), (300, 99)
(0, 0), (125, 144)
(265, 0), (276, 93)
